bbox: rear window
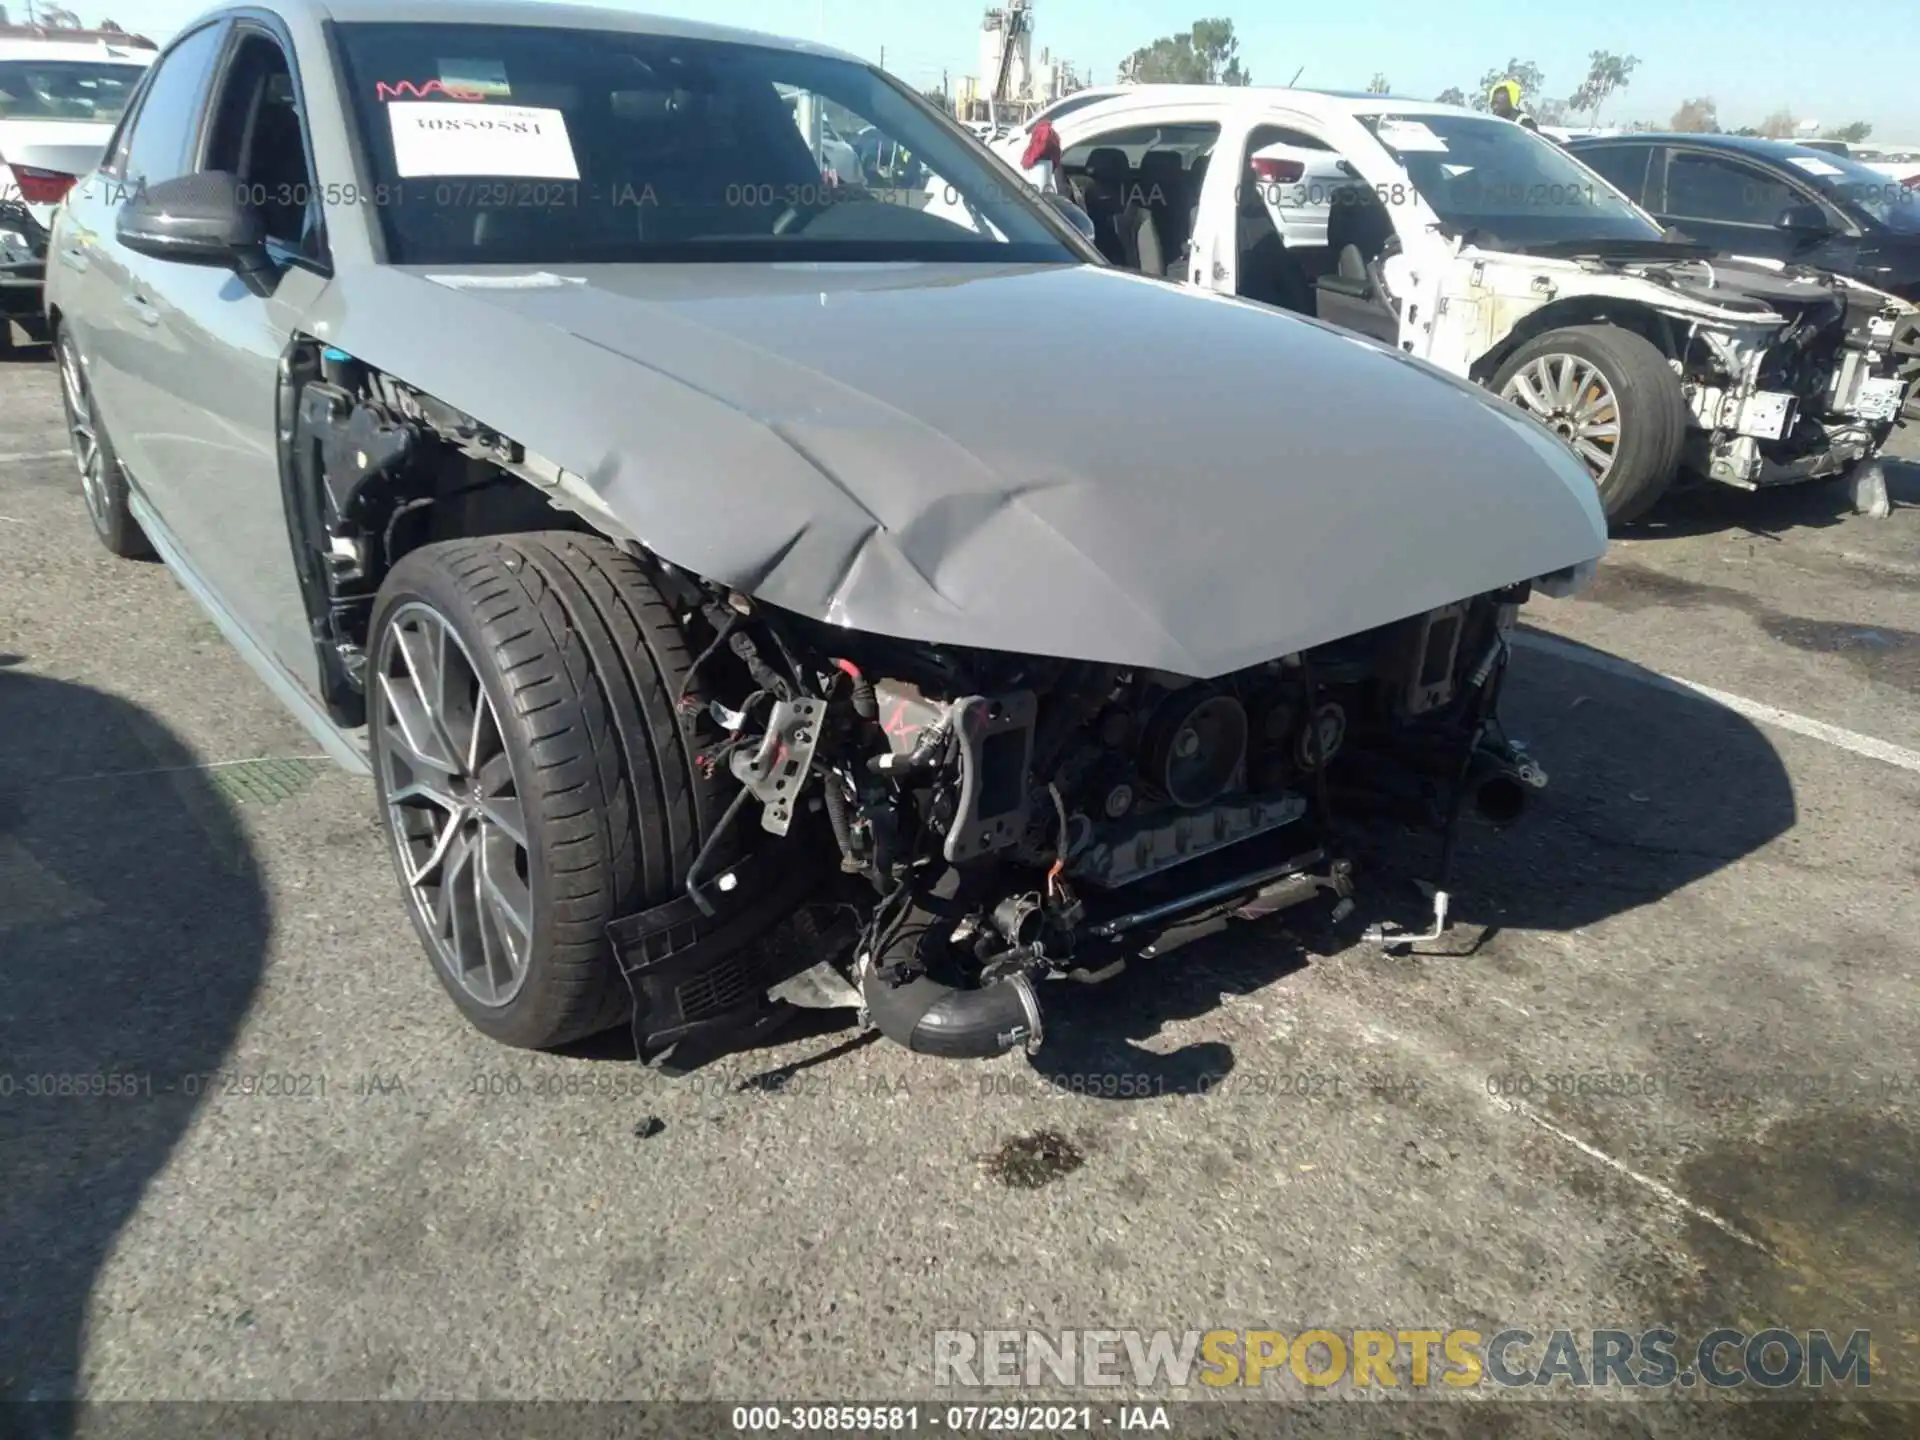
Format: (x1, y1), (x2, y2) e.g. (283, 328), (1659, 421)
(0, 59), (147, 122)
(328, 22), (1079, 266)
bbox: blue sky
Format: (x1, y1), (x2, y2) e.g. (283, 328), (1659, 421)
(82, 0), (1920, 137)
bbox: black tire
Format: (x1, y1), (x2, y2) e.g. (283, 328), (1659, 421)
(367, 532), (737, 1050)
(1491, 324), (1688, 526)
(56, 328), (154, 559)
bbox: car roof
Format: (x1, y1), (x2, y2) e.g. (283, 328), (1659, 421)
(1569, 132), (1855, 165)
(1054, 84), (1476, 118)
(174, 0), (862, 63)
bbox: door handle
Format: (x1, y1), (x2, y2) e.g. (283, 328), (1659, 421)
(123, 291), (159, 326)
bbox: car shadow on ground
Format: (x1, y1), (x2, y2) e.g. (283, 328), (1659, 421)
(0, 660), (270, 1416)
(1027, 638), (1798, 1098)
(1625, 454), (1920, 540)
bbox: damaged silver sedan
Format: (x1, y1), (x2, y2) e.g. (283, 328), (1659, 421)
(45, 0), (1607, 1062)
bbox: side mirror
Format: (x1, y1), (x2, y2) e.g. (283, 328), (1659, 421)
(1775, 201), (1834, 239)
(116, 170), (266, 266)
(1045, 190), (1097, 243)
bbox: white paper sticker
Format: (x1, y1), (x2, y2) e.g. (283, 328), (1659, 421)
(1377, 119), (1448, 153)
(387, 102), (579, 179)
(1787, 156), (1843, 177)
(438, 59), (512, 98)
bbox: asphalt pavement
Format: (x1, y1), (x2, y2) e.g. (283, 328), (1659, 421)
(3, 335), (1918, 1435)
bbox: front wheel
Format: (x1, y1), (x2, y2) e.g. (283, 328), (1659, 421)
(1493, 324), (1688, 526)
(367, 533), (736, 1050)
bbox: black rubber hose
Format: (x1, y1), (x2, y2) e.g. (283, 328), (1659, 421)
(861, 903), (1044, 1060)
(821, 772), (860, 870)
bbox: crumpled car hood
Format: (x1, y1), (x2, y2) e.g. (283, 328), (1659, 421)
(316, 262), (1606, 679)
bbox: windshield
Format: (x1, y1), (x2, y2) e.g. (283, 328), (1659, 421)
(1358, 111), (1663, 248)
(330, 23), (1080, 266)
(0, 59), (147, 123)
(1781, 149), (1920, 233)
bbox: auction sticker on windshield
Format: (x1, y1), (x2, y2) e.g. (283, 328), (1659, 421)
(1787, 156), (1844, 177)
(387, 101), (579, 179)
(1376, 119), (1448, 152)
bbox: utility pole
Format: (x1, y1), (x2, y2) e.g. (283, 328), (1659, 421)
(879, 44), (885, 70)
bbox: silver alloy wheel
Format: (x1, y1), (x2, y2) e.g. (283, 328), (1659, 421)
(1500, 353), (1621, 481)
(375, 601), (534, 1007)
(60, 341), (108, 529)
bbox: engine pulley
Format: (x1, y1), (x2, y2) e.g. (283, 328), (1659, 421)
(1145, 690), (1248, 808)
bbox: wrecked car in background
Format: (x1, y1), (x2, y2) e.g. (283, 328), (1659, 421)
(46, 0), (1606, 1065)
(1041, 90), (1920, 525)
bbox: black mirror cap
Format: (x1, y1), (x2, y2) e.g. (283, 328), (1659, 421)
(1044, 190), (1097, 242)
(116, 170), (266, 264)
(1776, 201), (1833, 236)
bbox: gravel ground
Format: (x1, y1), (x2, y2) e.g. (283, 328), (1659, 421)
(3, 336), (1918, 1437)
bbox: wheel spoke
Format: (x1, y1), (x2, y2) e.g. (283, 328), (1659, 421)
(444, 827), (485, 993)
(478, 829), (532, 938)
(429, 824), (473, 938)
(402, 803), (466, 888)
(1573, 437), (1616, 474)
(1506, 366), (1550, 414)
(1555, 358), (1585, 407)
(378, 667), (457, 776)
(392, 620), (464, 771)
(477, 833), (530, 997)
(474, 752), (525, 846)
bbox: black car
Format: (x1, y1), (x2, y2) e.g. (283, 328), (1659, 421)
(1568, 133), (1920, 303)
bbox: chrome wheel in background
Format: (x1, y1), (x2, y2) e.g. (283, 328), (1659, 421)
(1501, 352), (1620, 483)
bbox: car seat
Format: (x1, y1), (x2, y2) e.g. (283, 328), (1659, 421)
(1078, 147), (1134, 264)
(1138, 150), (1189, 265)
(1313, 186), (1401, 342)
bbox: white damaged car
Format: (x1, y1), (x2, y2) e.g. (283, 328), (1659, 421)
(1045, 89), (1920, 524)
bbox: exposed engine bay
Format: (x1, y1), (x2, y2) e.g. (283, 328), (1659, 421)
(1439, 247), (1919, 495)
(274, 342), (1585, 1069)
(611, 581), (1540, 1064)
(1646, 259), (1920, 488)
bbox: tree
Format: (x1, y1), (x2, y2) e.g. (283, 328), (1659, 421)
(1119, 18), (1249, 85)
(1366, 72), (1390, 94)
(1472, 59), (1545, 112)
(1758, 107), (1798, 139)
(1669, 97), (1719, 133)
(38, 4), (84, 23)
(1567, 50), (1640, 123)
(1434, 86), (1467, 106)
(1824, 120), (1872, 143)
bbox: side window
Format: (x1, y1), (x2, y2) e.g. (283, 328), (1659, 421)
(1579, 144), (1652, 204)
(116, 24), (226, 188)
(201, 32), (322, 256)
(1664, 152), (1794, 226)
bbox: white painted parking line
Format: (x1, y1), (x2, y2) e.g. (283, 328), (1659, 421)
(0, 449), (71, 464)
(1516, 629), (1920, 775)
(1493, 1096), (1781, 1259)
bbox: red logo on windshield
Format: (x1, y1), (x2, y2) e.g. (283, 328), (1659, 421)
(375, 80), (486, 102)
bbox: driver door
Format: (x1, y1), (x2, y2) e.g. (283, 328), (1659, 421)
(95, 18), (334, 697)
